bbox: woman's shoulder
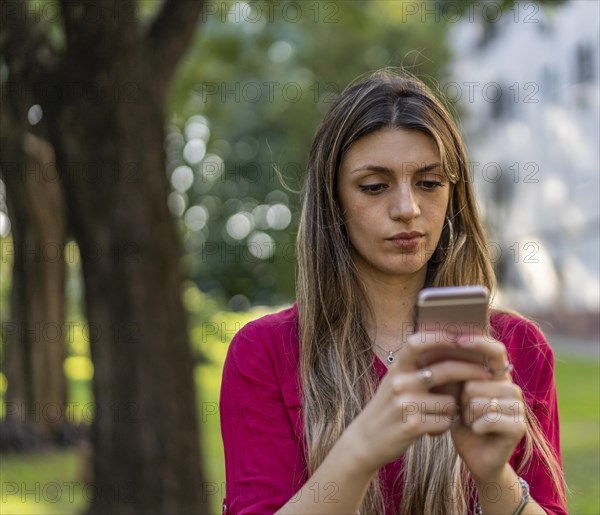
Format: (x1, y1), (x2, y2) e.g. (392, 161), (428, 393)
(234, 302), (299, 341)
(226, 302), (300, 365)
(490, 308), (550, 350)
(489, 308), (556, 394)
(490, 308), (555, 359)
(223, 303), (302, 407)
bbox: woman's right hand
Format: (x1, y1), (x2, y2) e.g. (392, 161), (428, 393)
(344, 331), (492, 474)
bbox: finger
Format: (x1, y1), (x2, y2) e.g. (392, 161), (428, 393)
(392, 332), (461, 372)
(388, 386), (459, 418)
(407, 360), (491, 391)
(487, 362), (515, 380)
(455, 335), (510, 378)
(470, 410), (526, 436)
(462, 397), (525, 426)
(392, 395), (457, 433)
(400, 411), (454, 435)
(461, 381), (523, 404)
(420, 416), (454, 435)
(396, 393), (458, 417)
(421, 320), (485, 340)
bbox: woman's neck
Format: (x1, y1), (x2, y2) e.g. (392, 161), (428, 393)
(359, 267), (427, 346)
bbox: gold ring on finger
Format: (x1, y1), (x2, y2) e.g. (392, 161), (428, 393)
(417, 367), (434, 387)
(489, 397), (500, 414)
(490, 362), (514, 377)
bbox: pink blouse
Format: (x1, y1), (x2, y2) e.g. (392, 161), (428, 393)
(220, 303), (566, 514)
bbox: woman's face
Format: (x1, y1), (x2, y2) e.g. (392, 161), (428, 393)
(337, 128), (450, 282)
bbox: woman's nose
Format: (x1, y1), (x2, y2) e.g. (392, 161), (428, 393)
(389, 183), (420, 221)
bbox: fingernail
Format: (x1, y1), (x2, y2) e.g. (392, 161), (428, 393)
(458, 334), (476, 346)
(455, 336), (468, 346)
(448, 330), (461, 341)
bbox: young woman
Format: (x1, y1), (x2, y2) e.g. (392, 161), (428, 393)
(219, 70), (566, 514)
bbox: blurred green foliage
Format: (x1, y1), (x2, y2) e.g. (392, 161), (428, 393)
(164, 0), (564, 307)
(3, 0), (565, 312)
(165, 0), (450, 308)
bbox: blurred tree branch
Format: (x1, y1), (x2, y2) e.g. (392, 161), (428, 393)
(59, 0), (137, 60)
(0, 0), (59, 94)
(146, 0), (206, 90)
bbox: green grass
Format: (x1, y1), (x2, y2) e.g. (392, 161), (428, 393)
(1, 350), (598, 514)
(196, 363), (226, 513)
(554, 353), (600, 514)
(0, 451), (86, 514)
(0, 365), (227, 515)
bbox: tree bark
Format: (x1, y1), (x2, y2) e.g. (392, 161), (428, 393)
(3, 0), (208, 511)
(0, 122), (68, 437)
(0, 12), (68, 438)
(46, 2), (207, 513)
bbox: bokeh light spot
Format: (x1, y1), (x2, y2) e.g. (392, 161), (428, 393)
(266, 203), (291, 230)
(247, 231), (276, 259)
(27, 104), (43, 125)
(183, 139), (207, 165)
(171, 165), (194, 192)
(184, 205), (209, 231)
(226, 212), (254, 240)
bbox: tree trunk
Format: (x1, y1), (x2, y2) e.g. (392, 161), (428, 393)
(3, 0), (208, 510)
(41, 6), (207, 514)
(0, 74), (67, 440)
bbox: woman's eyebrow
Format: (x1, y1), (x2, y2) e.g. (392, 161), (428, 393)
(350, 162), (441, 175)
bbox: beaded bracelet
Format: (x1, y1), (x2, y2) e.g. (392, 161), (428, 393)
(474, 477), (530, 515)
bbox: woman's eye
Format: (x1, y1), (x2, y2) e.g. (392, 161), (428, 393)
(418, 180), (444, 190)
(359, 184), (388, 194)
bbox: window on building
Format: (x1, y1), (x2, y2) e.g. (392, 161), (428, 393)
(575, 43), (595, 84)
(477, 19), (499, 48)
(541, 66), (559, 103)
(490, 83), (513, 120)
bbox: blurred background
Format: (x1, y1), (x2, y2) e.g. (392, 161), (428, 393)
(0, 0), (598, 513)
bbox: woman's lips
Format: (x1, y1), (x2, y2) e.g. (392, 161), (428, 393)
(386, 232), (424, 249)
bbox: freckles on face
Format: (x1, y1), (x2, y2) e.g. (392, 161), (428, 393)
(336, 128), (451, 279)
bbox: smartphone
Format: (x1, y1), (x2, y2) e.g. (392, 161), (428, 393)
(415, 285), (489, 395)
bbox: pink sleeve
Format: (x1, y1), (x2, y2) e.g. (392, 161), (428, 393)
(504, 318), (567, 515)
(219, 321), (306, 514)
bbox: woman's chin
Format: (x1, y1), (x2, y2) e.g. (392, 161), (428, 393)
(425, 428), (448, 437)
(384, 261), (429, 278)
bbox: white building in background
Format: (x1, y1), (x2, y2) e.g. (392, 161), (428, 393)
(447, 0), (599, 313)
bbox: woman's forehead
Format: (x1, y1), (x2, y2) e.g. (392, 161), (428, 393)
(341, 129), (441, 171)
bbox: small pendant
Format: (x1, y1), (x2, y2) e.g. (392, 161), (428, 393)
(387, 353), (395, 363)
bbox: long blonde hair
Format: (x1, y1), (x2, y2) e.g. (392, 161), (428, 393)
(296, 69), (565, 514)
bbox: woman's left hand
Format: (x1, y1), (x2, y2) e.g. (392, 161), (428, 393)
(450, 333), (526, 484)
